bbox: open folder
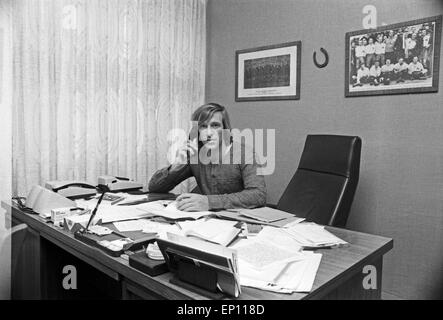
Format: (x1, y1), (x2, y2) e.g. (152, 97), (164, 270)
(238, 206), (294, 223)
(181, 219), (241, 246)
(156, 233), (241, 298)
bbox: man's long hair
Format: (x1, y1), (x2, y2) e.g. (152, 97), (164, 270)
(191, 103), (232, 130)
(191, 103), (233, 146)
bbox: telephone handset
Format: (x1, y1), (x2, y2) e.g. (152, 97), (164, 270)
(52, 182), (96, 192)
(187, 127), (202, 164)
(45, 180), (98, 199)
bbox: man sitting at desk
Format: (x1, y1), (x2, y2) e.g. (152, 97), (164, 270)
(148, 103), (267, 211)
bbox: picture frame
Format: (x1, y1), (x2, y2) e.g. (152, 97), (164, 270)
(235, 41), (301, 101)
(345, 15), (442, 97)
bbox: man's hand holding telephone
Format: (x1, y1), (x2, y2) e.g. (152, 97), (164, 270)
(170, 138), (198, 172)
(170, 138), (209, 212)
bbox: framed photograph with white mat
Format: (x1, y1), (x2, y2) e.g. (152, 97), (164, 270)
(345, 15), (442, 97)
(235, 41), (301, 101)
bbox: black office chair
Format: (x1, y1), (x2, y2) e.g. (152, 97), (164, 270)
(276, 135), (361, 228)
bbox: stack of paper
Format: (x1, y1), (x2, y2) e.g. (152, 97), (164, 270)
(215, 208), (305, 227)
(254, 226), (303, 251)
(283, 223), (348, 248)
(138, 201), (213, 220)
(113, 219), (152, 232)
(180, 218), (241, 246)
(113, 219), (182, 238)
(142, 221), (182, 238)
(231, 237), (322, 293)
(239, 207), (295, 223)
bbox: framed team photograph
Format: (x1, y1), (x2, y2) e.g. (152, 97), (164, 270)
(235, 41), (301, 101)
(345, 15), (442, 97)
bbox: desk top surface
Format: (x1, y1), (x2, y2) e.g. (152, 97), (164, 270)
(3, 201), (393, 300)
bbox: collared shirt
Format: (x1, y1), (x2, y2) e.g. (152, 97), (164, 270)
(394, 62), (408, 72)
(369, 65), (381, 77)
(374, 42), (386, 54)
(381, 64), (394, 73)
(406, 38), (416, 50)
(365, 44), (375, 54)
(385, 36), (397, 52)
(355, 45), (366, 57)
(148, 141), (267, 210)
(408, 61), (424, 73)
(357, 67), (370, 81)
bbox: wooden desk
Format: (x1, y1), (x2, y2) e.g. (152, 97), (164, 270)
(2, 201), (393, 300)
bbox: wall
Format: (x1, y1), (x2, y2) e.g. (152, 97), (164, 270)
(206, 0), (443, 299)
(0, 0), (13, 300)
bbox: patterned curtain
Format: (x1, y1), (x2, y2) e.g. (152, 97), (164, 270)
(12, 0), (206, 196)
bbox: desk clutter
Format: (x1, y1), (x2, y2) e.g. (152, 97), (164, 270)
(15, 184), (349, 298)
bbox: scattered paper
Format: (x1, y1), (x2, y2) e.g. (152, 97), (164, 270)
(239, 252), (322, 293)
(283, 223), (348, 248)
(183, 219), (240, 246)
(139, 201), (212, 220)
(113, 219), (151, 232)
(232, 239), (303, 270)
(255, 226), (303, 252)
(142, 221), (182, 238)
(239, 206), (295, 223)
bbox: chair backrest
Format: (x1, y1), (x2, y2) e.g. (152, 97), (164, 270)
(277, 135), (361, 228)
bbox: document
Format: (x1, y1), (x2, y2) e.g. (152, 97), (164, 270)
(139, 201), (213, 220)
(142, 221), (182, 238)
(183, 218), (241, 246)
(114, 218), (182, 237)
(113, 219), (152, 232)
(238, 206), (295, 223)
(283, 223), (348, 248)
(166, 233), (237, 261)
(239, 252), (322, 293)
(254, 226), (303, 252)
(232, 238), (303, 271)
(233, 237), (322, 293)
(214, 210), (305, 227)
(99, 206), (154, 223)
(294, 252), (322, 292)
(75, 197), (154, 223)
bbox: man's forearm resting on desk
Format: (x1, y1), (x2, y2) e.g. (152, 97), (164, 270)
(148, 163), (266, 211)
(206, 188), (266, 210)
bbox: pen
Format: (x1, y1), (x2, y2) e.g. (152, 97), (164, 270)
(111, 197), (125, 205)
(174, 221), (183, 230)
(112, 230), (128, 238)
(84, 188), (107, 233)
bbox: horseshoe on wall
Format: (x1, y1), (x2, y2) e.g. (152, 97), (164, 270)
(313, 47), (329, 68)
